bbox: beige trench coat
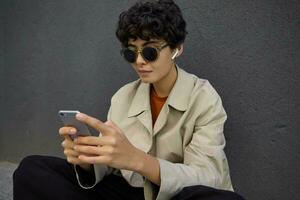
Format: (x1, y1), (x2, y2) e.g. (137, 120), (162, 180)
(75, 66), (233, 200)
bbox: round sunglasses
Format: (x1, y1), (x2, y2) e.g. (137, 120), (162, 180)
(120, 43), (168, 63)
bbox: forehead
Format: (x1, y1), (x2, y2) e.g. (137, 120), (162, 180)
(128, 38), (164, 46)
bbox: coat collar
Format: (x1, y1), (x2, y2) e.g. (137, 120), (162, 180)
(128, 65), (194, 118)
(167, 66), (194, 111)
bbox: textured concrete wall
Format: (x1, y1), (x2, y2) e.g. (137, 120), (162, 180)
(1, 0), (299, 199)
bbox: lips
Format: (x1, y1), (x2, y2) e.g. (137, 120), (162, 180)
(137, 70), (152, 73)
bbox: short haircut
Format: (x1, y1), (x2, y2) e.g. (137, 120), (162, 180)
(116, 0), (187, 49)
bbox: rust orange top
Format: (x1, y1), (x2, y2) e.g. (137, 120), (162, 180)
(150, 85), (168, 126)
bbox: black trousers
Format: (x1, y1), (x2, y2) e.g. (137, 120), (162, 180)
(13, 155), (245, 200)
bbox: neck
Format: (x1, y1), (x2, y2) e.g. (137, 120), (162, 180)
(152, 64), (177, 97)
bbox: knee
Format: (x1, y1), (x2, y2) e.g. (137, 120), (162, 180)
(216, 189), (246, 200)
(13, 155), (44, 182)
(173, 185), (246, 200)
(229, 192), (246, 200)
(15, 155), (42, 171)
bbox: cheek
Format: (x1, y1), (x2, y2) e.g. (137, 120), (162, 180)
(155, 52), (173, 67)
(131, 64), (139, 71)
(162, 51), (173, 64)
(160, 57), (173, 71)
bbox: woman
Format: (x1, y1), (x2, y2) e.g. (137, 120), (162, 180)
(13, 0), (244, 199)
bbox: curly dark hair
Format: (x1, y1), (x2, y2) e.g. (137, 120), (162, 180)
(116, 0), (187, 49)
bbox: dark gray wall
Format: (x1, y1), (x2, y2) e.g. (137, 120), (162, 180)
(1, 0), (299, 199)
(0, 1), (5, 131)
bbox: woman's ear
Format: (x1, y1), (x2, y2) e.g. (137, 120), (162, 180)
(172, 49), (179, 59)
(172, 44), (184, 59)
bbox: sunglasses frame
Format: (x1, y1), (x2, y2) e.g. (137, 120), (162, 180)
(120, 43), (169, 63)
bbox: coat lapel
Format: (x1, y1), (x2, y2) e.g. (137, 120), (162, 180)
(127, 82), (153, 135)
(153, 103), (169, 136)
(137, 110), (153, 135)
(127, 66), (194, 137)
(153, 66), (194, 136)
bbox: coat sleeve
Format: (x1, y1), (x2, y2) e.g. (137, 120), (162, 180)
(74, 106), (114, 189)
(156, 91), (233, 200)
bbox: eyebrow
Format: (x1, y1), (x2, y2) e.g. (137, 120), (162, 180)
(128, 41), (159, 47)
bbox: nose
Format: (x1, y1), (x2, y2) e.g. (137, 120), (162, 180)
(135, 51), (147, 65)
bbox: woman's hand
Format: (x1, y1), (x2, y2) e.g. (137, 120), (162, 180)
(73, 113), (143, 171)
(58, 126), (92, 171)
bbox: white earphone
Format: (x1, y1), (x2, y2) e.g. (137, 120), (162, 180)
(171, 49), (179, 60)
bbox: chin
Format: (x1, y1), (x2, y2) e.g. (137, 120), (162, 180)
(140, 77), (154, 84)
(140, 79), (151, 84)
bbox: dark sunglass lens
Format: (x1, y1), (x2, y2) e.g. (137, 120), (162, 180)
(123, 49), (136, 63)
(142, 47), (158, 62)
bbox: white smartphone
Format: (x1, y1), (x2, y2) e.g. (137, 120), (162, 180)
(58, 110), (91, 138)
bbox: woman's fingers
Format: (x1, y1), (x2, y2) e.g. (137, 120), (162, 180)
(75, 135), (117, 146)
(63, 142), (92, 165)
(75, 113), (112, 134)
(59, 126), (77, 137)
(59, 126), (97, 166)
(78, 155), (110, 165)
(61, 136), (74, 149)
(74, 145), (100, 155)
(63, 149), (79, 157)
(74, 144), (115, 156)
(66, 156), (86, 165)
